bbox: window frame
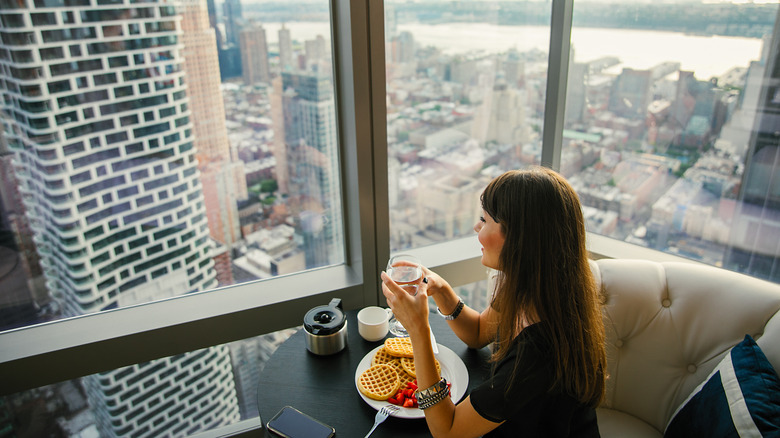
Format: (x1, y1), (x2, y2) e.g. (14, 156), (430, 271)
(0, 0), (708, 415)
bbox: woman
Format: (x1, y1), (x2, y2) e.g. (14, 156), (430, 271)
(381, 167), (607, 438)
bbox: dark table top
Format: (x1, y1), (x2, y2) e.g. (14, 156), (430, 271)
(256, 309), (492, 437)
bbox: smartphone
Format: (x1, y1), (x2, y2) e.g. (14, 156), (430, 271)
(266, 406), (335, 438)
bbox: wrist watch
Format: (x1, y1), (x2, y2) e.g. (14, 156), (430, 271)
(437, 297), (464, 320)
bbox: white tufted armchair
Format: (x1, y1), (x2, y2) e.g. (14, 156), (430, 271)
(590, 259), (780, 437)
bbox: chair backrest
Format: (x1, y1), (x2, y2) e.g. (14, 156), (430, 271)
(591, 259), (780, 433)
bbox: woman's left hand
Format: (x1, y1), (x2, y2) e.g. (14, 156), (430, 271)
(381, 271), (430, 336)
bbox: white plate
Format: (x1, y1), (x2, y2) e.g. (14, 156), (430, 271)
(354, 343), (469, 419)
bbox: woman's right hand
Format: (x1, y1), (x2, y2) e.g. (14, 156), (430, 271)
(419, 266), (445, 297)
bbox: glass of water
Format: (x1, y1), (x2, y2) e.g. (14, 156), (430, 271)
(386, 254), (423, 337)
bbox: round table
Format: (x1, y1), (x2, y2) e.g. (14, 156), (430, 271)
(256, 309), (491, 437)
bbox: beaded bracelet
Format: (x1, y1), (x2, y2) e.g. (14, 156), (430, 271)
(415, 378), (450, 410)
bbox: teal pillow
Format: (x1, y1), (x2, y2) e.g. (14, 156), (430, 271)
(664, 335), (780, 437)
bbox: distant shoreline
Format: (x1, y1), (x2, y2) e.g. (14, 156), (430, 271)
(242, 1), (777, 40)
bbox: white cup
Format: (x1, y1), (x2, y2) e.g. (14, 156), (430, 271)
(357, 306), (392, 342)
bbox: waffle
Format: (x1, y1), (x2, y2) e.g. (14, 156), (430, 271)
(371, 346), (396, 366)
(397, 368), (417, 387)
(400, 356), (440, 378)
(384, 337), (414, 358)
(358, 364), (401, 401)
(385, 358), (404, 375)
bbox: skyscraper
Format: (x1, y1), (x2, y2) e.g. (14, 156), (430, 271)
(222, 0), (242, 48)
(0, 1), (239, 435)
(304, 35), (327, 71)
(281, 71), (343, 269)
(179, 0), (246, 246)
(270, 76), (290, 195)
(724, 20), (780, 282)
(240, 23), (271, 85)
(278, 24), (293, 73)
(565, 62), (588, 126)
(217, 0), (242, 80)
(472, 81), (529, 146)
(608, 68), (653, 119)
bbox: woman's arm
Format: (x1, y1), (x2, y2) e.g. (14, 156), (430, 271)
(381, 272), (502, 438)
(422, 267), (498, 349)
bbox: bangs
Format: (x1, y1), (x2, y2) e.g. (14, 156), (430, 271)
(481, 170), (516, 222)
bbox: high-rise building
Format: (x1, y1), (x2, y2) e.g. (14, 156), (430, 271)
(724, 20), (780, 283)
(216, 0), (242, 80)
(565, 62), (588, 126)
(415, 174), (483, 241)
(205, 0), (219, 46)
(304, 35), (327, 71)
(222, 0), (242, 48)
(278, 25), (293, 73)
(502, 50), (525, 89)
(0, 2), (239, 435)
(392, 31), (415, 64)
(281, 71), (343, 269)
(608, 68), (653, 119)
(179, 0), (246, 246)
(240, 23), (271, 85)
(218, 45), (243, 80)
(472, 81), (529, 146)
(270, 76), (290, 195)
(200, 160), (243, 245)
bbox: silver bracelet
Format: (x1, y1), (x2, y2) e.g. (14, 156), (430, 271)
(437, 298), (464, 321)
(415, 378), (450, 410)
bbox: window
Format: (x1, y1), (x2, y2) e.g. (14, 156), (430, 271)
(383, 1), (550, 254)
(1, 0), (361, 434)
(1, 0), (779, 437)
(563, 0), (780, 282)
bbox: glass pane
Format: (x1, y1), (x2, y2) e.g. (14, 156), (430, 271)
(563, 1), (780, 283)
(0, 0), (343, 331)
(385, 1), (549, 253)
(0, 328), (297, 437)
(454, 274), (493, 313)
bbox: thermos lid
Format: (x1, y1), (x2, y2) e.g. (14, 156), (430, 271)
(303, 298), (345, 336)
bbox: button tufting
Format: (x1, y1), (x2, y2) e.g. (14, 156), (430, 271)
(662, 299), (672, 307)
(687, 364), (697, 373)
(615, 339), (624, 348)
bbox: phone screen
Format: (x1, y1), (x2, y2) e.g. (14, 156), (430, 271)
(266, 406), (335, 438)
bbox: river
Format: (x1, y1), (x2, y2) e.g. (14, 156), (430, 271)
(260, 21), (767, 80)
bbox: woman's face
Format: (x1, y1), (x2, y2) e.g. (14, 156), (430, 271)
(474, 209), (505, 270)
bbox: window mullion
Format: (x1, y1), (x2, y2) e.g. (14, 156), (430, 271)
(332, 0), (382, 307)
(367, 0), (392, 303)
(541, 0), (574, 171)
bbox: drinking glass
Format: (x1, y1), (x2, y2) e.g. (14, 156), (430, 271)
(386, 254), (423, 337)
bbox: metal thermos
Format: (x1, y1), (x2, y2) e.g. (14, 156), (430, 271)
(303, 298), (348, 355)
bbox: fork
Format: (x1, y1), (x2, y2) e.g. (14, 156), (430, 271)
(364, 405), (400, 438)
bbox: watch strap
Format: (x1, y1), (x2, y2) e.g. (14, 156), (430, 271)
(437, 298), (464, 321)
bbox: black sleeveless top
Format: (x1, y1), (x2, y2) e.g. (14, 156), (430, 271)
(470, 323), (601, 438)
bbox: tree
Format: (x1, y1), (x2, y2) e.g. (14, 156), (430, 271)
(260, 179), (278, 193)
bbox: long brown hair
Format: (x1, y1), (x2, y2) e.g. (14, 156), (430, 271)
(481, 167), (606, 407)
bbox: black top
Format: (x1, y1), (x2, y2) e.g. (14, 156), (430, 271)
(470, 323), (601, 438)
